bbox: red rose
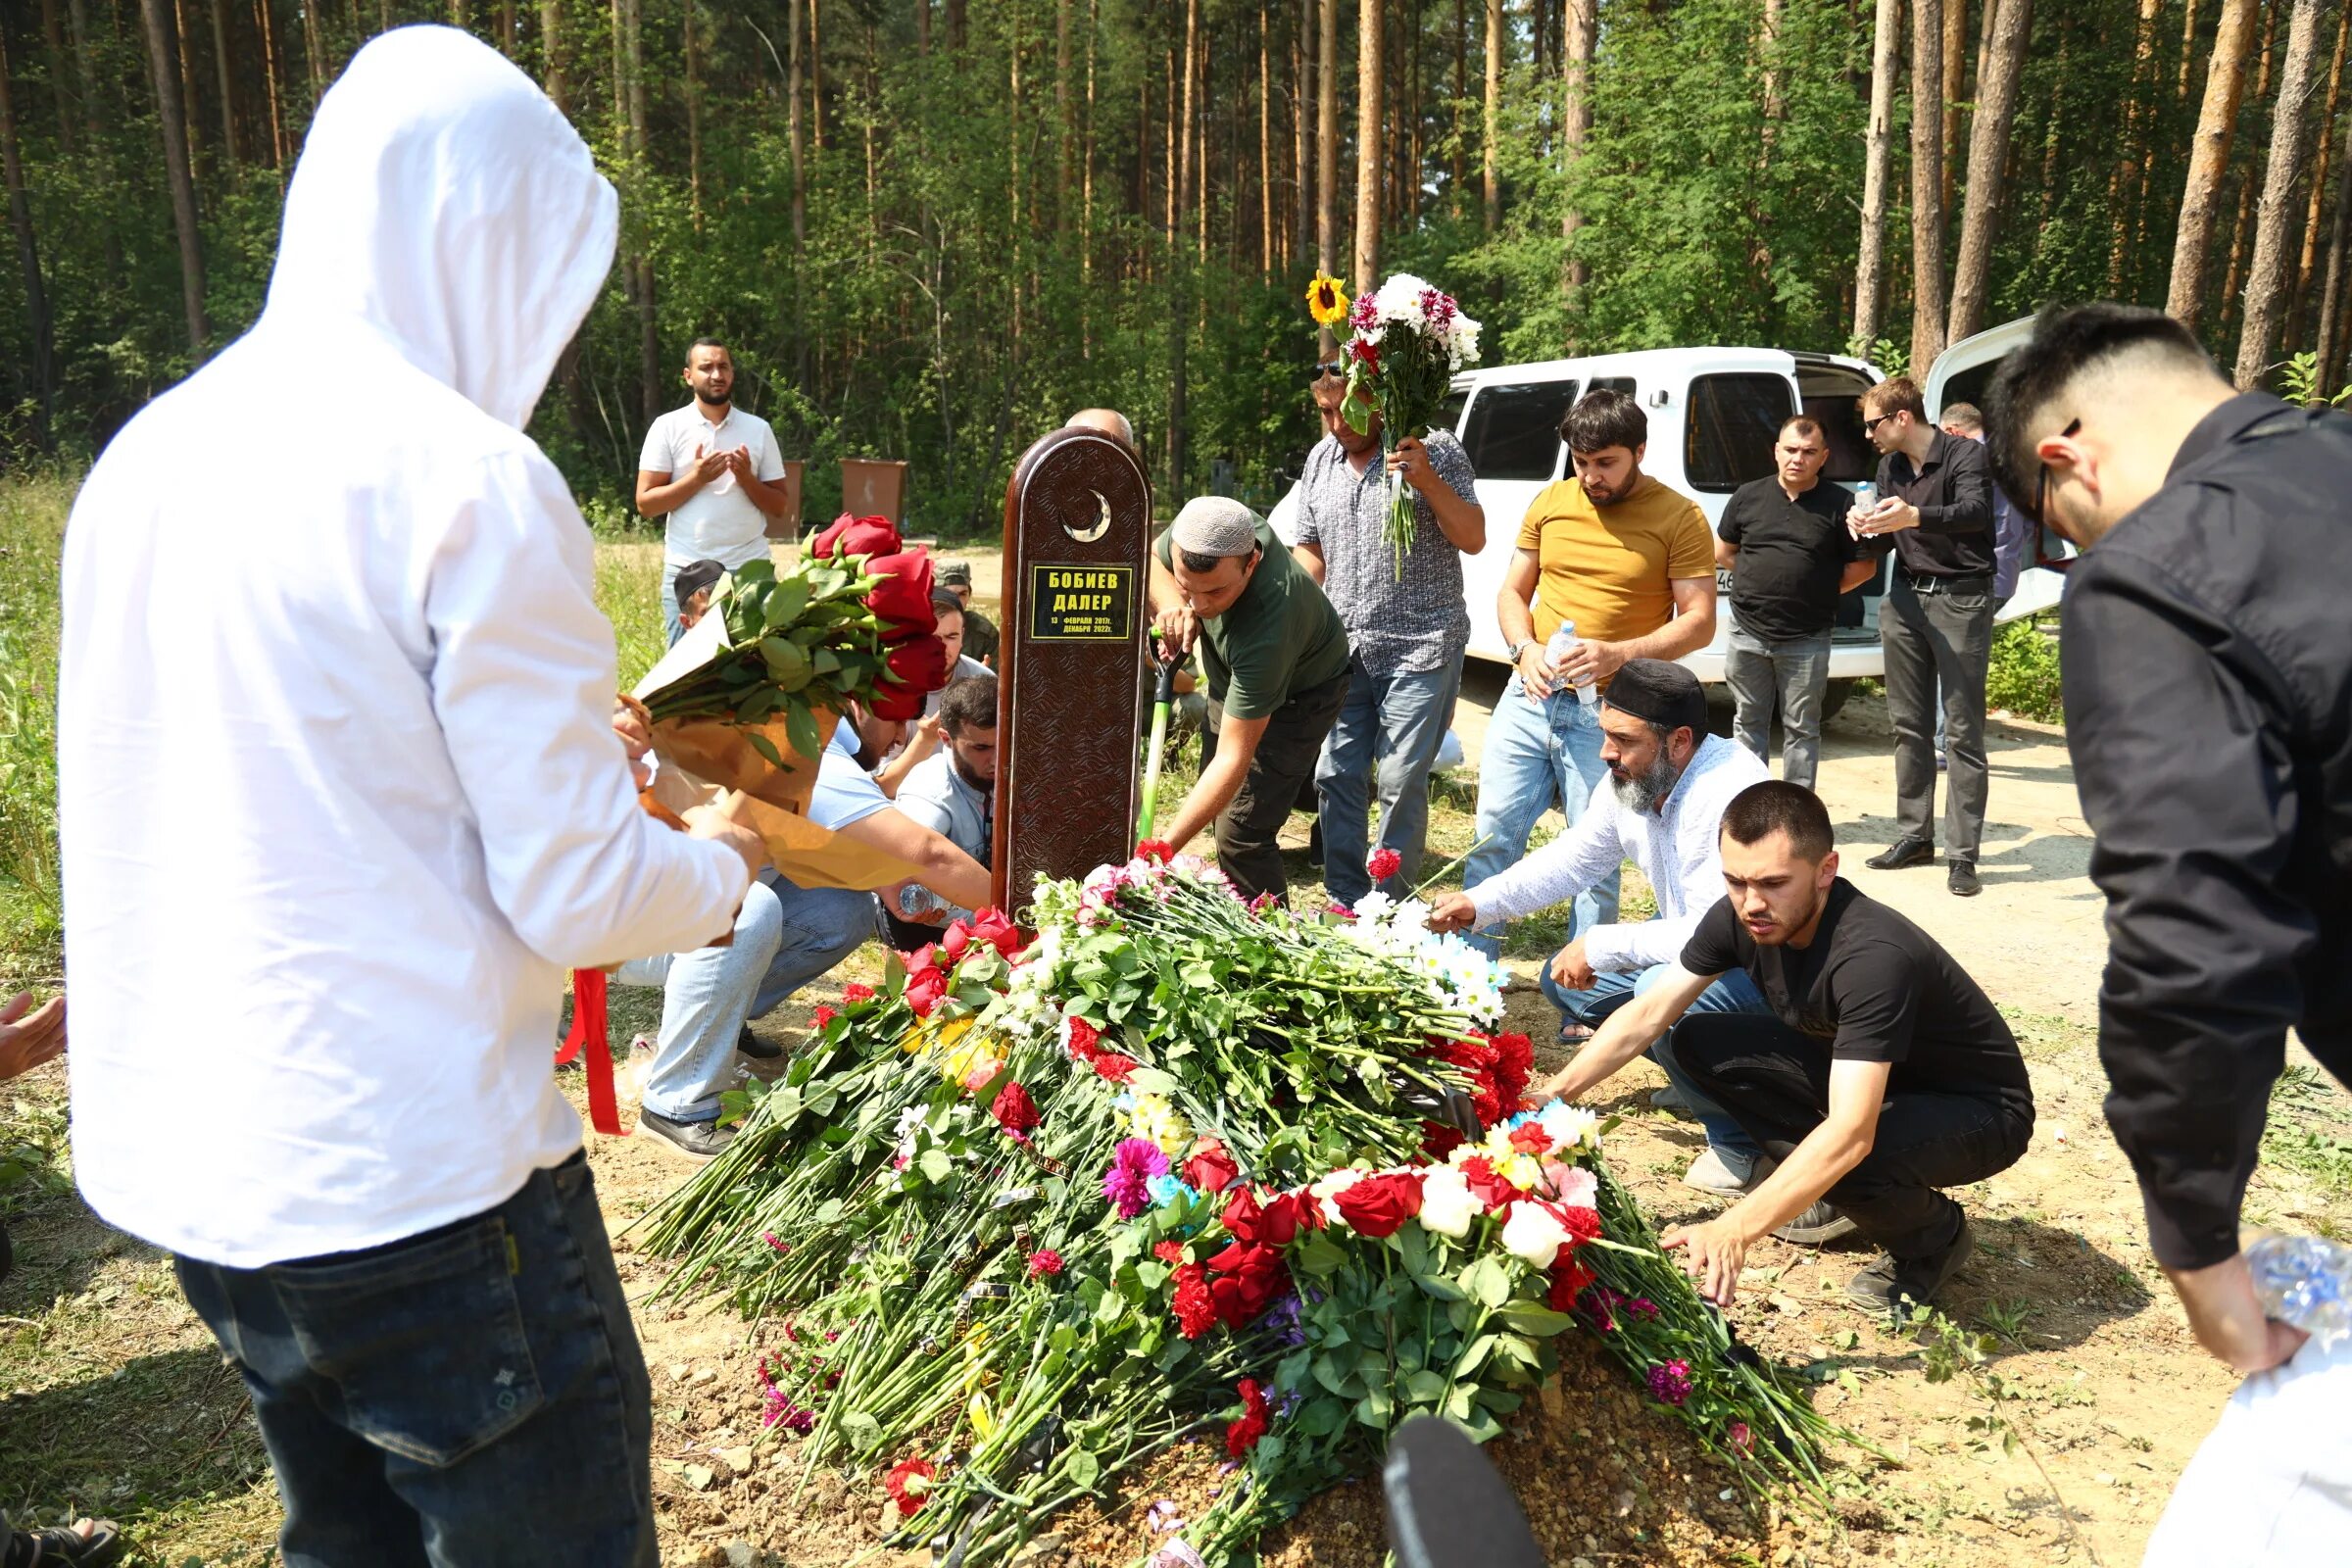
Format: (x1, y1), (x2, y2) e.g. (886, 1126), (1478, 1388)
(1202, 1241), (1292, 1329)
(989, 1081), (1040, 1135)
(1222, 1186), (1310, 1249)
(1367, 846), (1402, 883)
(1092, 1053), (1137, 1083)
(1184, 1138), (1241, 1195)
(1220, 1185), (1263, 1242)
(940, 919), (974, 959)
(1458, 1155), (1517, 1213)
(871, 681), (926, 722)
(1332, 1171), (1422, 1239)
(1225, 1379), (1271, 1457)
(863, 549), (938, 634)
(812, 512), (903, 561)
(882, 634), (952, 697)
(904, 963), (949, 1017)
(968, 908), (1021, 956)
(1171, 1263), (1217, 1338)
(1135, 839), (1173, 864)
(1262, 1190), (1321, 1242)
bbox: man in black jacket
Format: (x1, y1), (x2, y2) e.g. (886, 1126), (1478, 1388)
(1849, 376), (1998, 897)
(1985, 302), (2352, 1375)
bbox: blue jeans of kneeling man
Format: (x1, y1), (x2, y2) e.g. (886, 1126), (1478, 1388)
(1316, 654), (1463, 907)
(613, 874), (873, 1124)
(1463, 678), (1615, 959)
(1541, 960), (1771, 1161)
(173, 1150), (659, 1567)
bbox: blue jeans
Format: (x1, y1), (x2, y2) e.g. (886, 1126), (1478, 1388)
(661, 559), (686, 648)
(1463, 676), (1615, 958)
(615, 876), (871, 1123)
(1542, 960), (1772, 1160)
(173, 1151), (658, 1568)
(1315, 654), (1463, 906)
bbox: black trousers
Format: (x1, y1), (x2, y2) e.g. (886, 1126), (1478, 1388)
(1209, 668), (1349, 905)
(1674, 1012), (2033, 1257)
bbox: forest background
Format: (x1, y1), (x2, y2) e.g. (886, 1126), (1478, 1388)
(5, 0), (2352, 531)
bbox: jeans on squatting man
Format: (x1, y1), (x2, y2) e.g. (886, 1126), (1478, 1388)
(1531, 780), (2034, 1316)
(1148, 497), (1353, 906)
(1433, 659), (1779, 1197)
(1287, 360), (1486, 906)
(611, 698), (992, 1160)
(59, 30), (777, 1564)
(1465, 388), (1719, 959)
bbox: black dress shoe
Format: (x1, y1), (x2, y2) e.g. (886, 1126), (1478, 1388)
(1865, 835), (1936, 870)
(1947, 861), (1982, 897)
(736, 1025), (784, 1060)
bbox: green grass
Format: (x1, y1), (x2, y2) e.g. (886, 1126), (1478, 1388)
(0, 471), (69, 980)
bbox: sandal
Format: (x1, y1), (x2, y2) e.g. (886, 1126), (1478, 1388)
(10, 1519), (122, 1567)
(1555, 1023), (1593, 1045)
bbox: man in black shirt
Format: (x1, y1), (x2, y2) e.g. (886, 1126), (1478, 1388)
(1536, 781), (2034, 1317)
(1986, 303), (2352, 1375)
(1850, 376), (1997, 897)
(1717, 416), (1880, 791)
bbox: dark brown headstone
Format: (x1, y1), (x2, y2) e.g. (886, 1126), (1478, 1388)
(992, 427), (1152, 912)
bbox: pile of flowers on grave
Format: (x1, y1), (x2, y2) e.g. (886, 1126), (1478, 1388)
(641, 847), (1838, 1566)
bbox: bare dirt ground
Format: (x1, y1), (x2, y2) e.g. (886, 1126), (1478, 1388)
(7, 567), (2347, 1567)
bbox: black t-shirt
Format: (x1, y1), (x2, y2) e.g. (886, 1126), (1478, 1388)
(1718, 476), (1873, 643)
(1681, 879), (2032, 1106)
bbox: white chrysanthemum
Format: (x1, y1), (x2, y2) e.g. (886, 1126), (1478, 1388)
(1353, 889), (1396, 922)
(1391, 898), (1432, 934)
(1500, 1199), (1570, 1269)
(1372, 271), (1433, 325)
(1418, 1166), (1480, 1239)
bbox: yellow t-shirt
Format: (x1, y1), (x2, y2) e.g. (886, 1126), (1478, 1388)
(1515, 476), (1715, 683)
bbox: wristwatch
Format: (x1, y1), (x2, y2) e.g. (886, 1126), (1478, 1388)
(1505, 639), (1530, 664)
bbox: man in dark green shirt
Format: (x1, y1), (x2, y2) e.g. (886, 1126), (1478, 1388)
(1149, 496), (1350, 903)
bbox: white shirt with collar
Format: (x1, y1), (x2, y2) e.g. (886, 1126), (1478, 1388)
(1465, 733), (1769, 973)
(638, 400), (786, 569)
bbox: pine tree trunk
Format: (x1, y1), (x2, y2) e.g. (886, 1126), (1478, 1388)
(0, 25), (56, 444)
(38, 0), (75, 155)
(2221, 0), (2282, 340)
(1085, 0), (1099, 288)
(1940, 0), (1965, 217)
(253, 0), (286, 167)
(611, 0), (660, 424)
(1909, 0), (1946, 374)
(1559, 0), (1593, 317)
(1355, 0), (1381, 288)
(302, 0), (326, 101)
(1854, 0), (1900, 348)
(500, 0), (515, 52)
(685, 0), (704, 228)
(2234, 0), (2326, 387)
(789, 0), (806, 263)
(1259, 1), (1273, 274)
(2292, 1), (2348, 330)
(1058, 0), (1074, 220)
(2317, 113), (2352, 394)
(2169, 0), (2256, 327)
(811, 0), (824, 150)
(541, 0), (564, 111)
(1318, 0), (1338, 277)
(1480, 0), (1498, 233)
(139, 0), (209, 355)
(66, 0), (105, 148)
(2179, 0), (2202, 100)
(1947, 0), (2028, 342)
(173, 0), (203, 174)
(1295, 7), (1310, 263)
(2105, 0), (2162, 296)
(1450, 0), (1465, 208)
(209, 0), (238, 166)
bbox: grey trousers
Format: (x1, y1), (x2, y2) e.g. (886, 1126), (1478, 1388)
(1881, 572), (1993, 863)
(1724, 623), (1834, 792)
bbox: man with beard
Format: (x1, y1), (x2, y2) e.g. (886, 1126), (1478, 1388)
(1430, 662), (1788, 1203)
(881, 673), (999, 945)
(637, 337), (796, 645)
(1542, 781), (2034, 1319)
(1291, 357), (1484, 906)
(1463, 389), (1717, 958)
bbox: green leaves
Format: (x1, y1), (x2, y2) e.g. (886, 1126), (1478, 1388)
(1460, 1256), (1511, 1309)
(784, 700), (824, 765)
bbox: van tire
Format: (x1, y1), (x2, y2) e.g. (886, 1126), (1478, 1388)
(1822, 679), (1856, 722)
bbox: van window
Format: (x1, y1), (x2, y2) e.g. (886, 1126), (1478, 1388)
(1685, 373), (1795, 493)
(1459, 380), (1581, 480)
(1439, 386), (1468, 433)
(1797, 365), (1880, 483)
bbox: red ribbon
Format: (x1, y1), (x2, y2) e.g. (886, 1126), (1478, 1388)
(557, 968), (628, 1137)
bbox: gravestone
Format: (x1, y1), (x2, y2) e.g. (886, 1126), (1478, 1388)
(992, 426), (1152, 912)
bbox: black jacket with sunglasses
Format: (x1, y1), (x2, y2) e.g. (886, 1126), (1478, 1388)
(1873, 426), (1996, 579)
(2060, 392), (2352, 1273)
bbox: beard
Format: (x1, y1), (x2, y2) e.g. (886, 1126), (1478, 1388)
(1610, 752), (1683, 814)
(952, 753), (996, 792)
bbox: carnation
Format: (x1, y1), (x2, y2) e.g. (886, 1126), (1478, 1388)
(1060, 1013), (1103, 1060)
(1171, 1262), (1217, 1338)
(1225, 1379), (1272, 1457)
(842, 982), (877, 1004)
(1027, 1249), (1065, 1280)
(1093, 1052), (1139, 1083)
(882, 1456), (937, 1515)
(1646, 1358), (1694, 1407)
(1367, 846), (1403, 883)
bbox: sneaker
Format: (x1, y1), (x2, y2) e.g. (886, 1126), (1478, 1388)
(1865, 835), (1936, 871)
(1947, 861), (1982, 898)
(640, 1107), (737, 1160)
(1845, 1214), (1975, 1319)
(1682, 1146), (1757, 1195)
(1649, 1083), (1691, 1113)
(1773, 1201), (1860, 1246)
(737, 1024), (784, 1060)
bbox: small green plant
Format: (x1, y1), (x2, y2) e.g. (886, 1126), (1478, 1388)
(1985, 614), (2064, 722)
(2272, 350), (2352, 409)
(1975, 1297), (2034, 1346)
(1845, 335), (1911, 380)
(1909, 1309), (2102, 1564)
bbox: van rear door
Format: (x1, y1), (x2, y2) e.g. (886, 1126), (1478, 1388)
(1453, 376), (1584, 660)
(1924, 317), (2066, 620)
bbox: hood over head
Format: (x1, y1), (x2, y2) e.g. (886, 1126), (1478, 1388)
(264, 24), (617, 430)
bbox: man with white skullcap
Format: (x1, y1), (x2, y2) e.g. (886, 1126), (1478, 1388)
(1148, 496), (1350, 903)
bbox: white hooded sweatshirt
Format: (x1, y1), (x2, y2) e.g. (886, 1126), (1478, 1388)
(58, 26), (749, 1268)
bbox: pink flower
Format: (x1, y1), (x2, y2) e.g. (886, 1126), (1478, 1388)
(1103, 1138), (1170, 1218)
(1367, 847), (1402, 883)
(1646, 1358), (1693, 1407)
(1729, 1421), (1754, 1456)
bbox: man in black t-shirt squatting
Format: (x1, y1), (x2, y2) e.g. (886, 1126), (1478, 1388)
(1537, 779), (2034, 1317)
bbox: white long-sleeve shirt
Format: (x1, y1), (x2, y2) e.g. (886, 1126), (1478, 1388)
(57, 27), (748, 1268)
(1466, 734), (1767, 974)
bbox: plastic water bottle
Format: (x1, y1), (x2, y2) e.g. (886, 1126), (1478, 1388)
(1849, 481), (1878, 540)
(2247, 1233), (2352, 1349)
(897, 882), (948, 921)
(1549, 620), (1599, 707)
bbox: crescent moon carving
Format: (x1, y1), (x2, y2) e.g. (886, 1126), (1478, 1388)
(1064, 489), (1112, 544)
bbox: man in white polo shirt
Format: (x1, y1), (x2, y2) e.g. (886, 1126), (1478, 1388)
(636, 337), (795, 644)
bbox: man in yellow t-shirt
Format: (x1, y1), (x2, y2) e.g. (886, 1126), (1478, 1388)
(1465, 389), (1718, 978)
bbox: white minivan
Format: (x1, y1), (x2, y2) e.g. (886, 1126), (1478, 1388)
(1273, 320), (2062, 711)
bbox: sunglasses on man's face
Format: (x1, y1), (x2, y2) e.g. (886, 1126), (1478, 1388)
(2029, 417), (2083, 573)
(1310, 361), (1346, 383)
(1861, 413), (1896, 435)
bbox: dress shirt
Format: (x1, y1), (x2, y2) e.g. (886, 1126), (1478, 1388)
(1876, 427), (1995, 578)
(57, 30), (749, 1268)
(1466, 734), (1769, 972)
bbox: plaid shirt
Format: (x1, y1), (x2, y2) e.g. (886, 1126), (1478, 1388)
(1294, 428), (1478, 678)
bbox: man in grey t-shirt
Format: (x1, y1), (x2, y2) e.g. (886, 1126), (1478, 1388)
(1291, 363), (1484, 906)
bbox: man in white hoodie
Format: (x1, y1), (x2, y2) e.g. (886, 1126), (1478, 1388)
(57, 27), (757, 1566)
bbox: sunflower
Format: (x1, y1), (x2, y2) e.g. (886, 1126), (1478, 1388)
(1305, 270), (1350, 326)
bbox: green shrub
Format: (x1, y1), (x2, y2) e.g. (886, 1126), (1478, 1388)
(1986, 614), (2065, 723)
